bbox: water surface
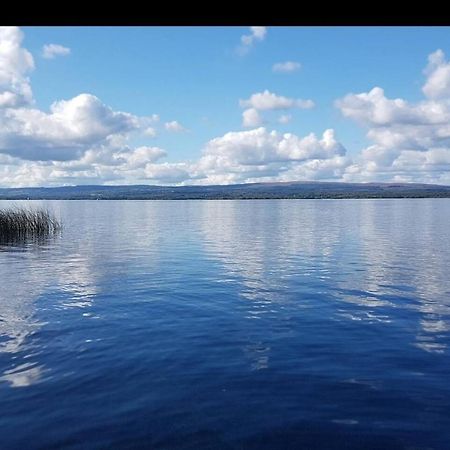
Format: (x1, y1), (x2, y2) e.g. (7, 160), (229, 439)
(1, 199), (449, 449)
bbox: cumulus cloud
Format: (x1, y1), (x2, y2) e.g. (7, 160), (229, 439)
(165, 120), (188, 133)
(192, 127), (347, 184)
(1, 27), (346, 187)
(0, 94), (143, 161)
(42, 44), (71, 59)
(0, 25), (346, 187)
(0, 28), (162, 167)
(336, 86), (449, 128)
(240, 90), (314, 111)
(272, 61), (301, 73)
(336, 50), (450, 184)
(240, 90), (314, 127)
(0, 26), (166, 168)
(238, 26), (267, 55)
(0, 143), (174, 188)
(0, 28), (172, 186)
(2, 28), (449, 187)
(422, 49), (450, 99)
(0, 27), (171, 186)
(4, 126), (349, 187)
(202, 127), (344, 164)
(0, 27), (34, 108)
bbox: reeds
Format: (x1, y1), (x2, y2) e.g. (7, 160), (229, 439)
(0, 207), (61, 242)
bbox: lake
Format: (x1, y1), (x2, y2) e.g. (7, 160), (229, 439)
(1, 199), (449, 449)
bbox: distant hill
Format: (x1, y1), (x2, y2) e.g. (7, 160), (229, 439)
(0, 181), (450, 200)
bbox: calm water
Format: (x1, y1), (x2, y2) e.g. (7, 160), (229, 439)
(1, 199), (450, 449)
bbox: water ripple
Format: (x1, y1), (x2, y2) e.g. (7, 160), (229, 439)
(0, 199), (449, 449)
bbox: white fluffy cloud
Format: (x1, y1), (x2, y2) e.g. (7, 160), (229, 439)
(1, 27), (449, 187)
(422, 49), (450, 99)
(202, 127), (344, 164)
(0, 27), (173, 185)
(42, 44), (71, 59)
(0, 27), (34, 108)
(336, 86), (449, 128)
(0, 27), (349, 187)
(15, 126), (346, 187)
(192, 127), (347, 184)
(240, 90), (314, 111)
(0, 94), (143, 161)
(0, 27), (164, 168)
(336, 50), (450, 184)
(272, 61), (301, 73)
(240, 90), (314, 127)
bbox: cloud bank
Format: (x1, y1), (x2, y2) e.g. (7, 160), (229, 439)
(0, 27), (449, 186)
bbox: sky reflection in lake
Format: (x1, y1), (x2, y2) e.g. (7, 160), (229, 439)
(0, 199), (449, 449)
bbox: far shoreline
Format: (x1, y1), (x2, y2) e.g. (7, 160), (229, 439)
(0, 181), (449, 201)
(1, 196), (450, 201)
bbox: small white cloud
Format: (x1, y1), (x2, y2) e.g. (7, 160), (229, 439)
(238, 26), (267, 55)
(278, 114), (292, 124)
(240, 90), (314, 111)
(272, 61), (301, 73)
(42, 44), (71, 59)
(165, 120), (188, 133)
(242, 108), (262, 127)
(241, 26), (267, 45)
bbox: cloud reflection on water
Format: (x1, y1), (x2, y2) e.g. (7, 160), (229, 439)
(0, 199), (449, 390)
(199, 199), (450, 354)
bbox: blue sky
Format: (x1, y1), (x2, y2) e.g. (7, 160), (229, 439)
(1, 26), (450, 186)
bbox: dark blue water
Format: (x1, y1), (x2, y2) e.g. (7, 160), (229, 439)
(1, 199), (450, 449)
